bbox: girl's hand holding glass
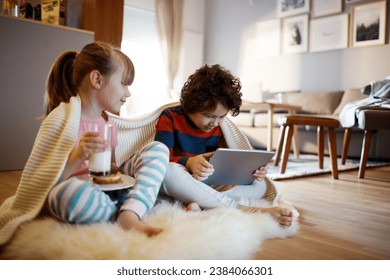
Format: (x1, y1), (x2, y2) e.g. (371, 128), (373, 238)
(74, 131), (106, 162)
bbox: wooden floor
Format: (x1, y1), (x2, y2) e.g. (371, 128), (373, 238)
(256, 165), (390, 260)
(1, 165), (389, 260)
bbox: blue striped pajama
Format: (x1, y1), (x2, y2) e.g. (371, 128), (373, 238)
(48, 141), (169, 224)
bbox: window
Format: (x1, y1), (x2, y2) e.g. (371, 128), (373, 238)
(120, 5), (168, 116)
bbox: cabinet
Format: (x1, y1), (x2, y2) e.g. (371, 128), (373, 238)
(0, 15), (94, 170)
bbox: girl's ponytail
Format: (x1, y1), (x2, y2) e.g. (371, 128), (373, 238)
(45, 51), (77, 115)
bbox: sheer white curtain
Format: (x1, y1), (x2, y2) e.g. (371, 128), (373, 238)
(121, 5), (168, 116)
(155, 0), (183, 98)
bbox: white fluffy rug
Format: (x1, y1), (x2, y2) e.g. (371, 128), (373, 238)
(1, 200), (299, 260)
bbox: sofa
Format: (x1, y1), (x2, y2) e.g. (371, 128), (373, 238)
(230, 89), (390, 161)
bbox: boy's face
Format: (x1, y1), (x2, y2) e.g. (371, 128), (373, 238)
(188, 102), (229, 132)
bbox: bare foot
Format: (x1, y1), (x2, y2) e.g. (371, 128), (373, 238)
(237, 205), (293, 227)
(117, 210), (163, 237)
(185, 202), (202, 212)
(260, 206), (293, 227)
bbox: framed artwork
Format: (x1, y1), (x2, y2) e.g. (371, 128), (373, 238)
(351, 1), (387, 48)
(312, 0), (343, 18)
(282, 14), (309, 54)
(310, 14), (349, 53)
(277, 0), (310, 18)
(255, 19), (281, 57)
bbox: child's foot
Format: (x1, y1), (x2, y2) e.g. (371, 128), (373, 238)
(237, 205), (293, 227)
(117, 210), (163, 237)
(185, 202), (202, 212)
(260, 206), (293, 227)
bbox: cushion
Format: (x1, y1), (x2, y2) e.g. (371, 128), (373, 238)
(283, 91), (344, 115)
(333, 88), (367, 115)
(229, 113), (255, 127)
(357, 108), (390, 130)
(254, 113), (288, 127)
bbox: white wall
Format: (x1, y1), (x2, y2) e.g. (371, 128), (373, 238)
(204, 0), (390, 102)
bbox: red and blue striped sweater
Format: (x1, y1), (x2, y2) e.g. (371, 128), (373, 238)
(155, 106), (223, 166)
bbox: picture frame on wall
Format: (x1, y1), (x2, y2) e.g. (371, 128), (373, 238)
(351, 1), (387, 48)
(310, 14), (349, 53)
(282, 14), (309, 54)
(312, 0), (343, 18)
(277, 0), (310, 18)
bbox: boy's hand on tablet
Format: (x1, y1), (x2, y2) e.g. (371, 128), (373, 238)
(187, 152), (214, 181)
(253, 166), (268, 181)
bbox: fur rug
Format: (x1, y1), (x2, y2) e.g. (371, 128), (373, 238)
(0, 200), (299, 260)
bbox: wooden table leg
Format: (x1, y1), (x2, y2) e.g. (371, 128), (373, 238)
(274, 124), (286, 167)
(341, 128), (351, 165)
(280, 124), (294, 174)
(359, 130), (373, 179)
(267, 108), (273, 151)
(289, 109), (300, 158)
(328, 127), (339, 179)
(317, 126), (324, 169)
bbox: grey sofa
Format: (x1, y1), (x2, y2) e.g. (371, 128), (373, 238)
(230, 89), (390, 161)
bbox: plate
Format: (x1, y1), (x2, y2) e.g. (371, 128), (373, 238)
(92, 174), (136, 191)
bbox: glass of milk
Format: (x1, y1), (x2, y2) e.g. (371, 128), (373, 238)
(88, 123), (112, 177)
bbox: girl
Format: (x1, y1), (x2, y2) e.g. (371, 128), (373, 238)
(0, 42), (169, 245)
(155, 64), (294, 226)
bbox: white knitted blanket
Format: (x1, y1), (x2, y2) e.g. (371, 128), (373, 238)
(0, 96), (80, 245)
(0, 97), (252, 245)
(339, 76), (390, 128)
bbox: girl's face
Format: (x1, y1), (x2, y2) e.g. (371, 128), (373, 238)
(188, 102), (229, 132)
(100, 60), (131, 114)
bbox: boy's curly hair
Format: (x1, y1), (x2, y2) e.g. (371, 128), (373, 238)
(180, 64), (242, 116)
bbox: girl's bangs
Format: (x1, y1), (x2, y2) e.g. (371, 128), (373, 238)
(116, 51), (135, 86)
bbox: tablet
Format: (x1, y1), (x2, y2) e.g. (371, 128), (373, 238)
(202, 148), (275, 185)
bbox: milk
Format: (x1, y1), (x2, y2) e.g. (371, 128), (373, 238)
(89, 149), (111, 177)
(88, 123), (113, 177)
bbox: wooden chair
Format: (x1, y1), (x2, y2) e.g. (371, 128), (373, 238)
(274, 115), (340, 179)
(341, 108), (390, 178)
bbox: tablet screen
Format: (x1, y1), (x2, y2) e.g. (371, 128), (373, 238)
(203, 148), (275, 185)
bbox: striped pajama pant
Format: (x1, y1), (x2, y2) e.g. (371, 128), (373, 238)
(48, 141), (169, 224)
